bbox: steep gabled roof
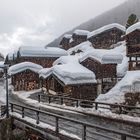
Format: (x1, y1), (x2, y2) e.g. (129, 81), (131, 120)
(8, 62), (43, 75)
(126, 22), (140, 35)
(88, 23), (126, 38)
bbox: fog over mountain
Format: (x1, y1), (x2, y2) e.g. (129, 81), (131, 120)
(47, 0), (140, 47)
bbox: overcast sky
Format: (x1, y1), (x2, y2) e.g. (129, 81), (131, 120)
(0, 0), (126, 56)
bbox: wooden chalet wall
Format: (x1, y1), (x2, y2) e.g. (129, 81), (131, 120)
(81, 58), (117, 94)
(11, 70), (40, 91)
(70, 84), (97, 100)
(125, 30), (140, 70)
(70, 34), (87, 48)
(88, 28), (125, 49)
(81, 58), (117, 79)
(17, 57), (57, 68)
(41, 76), (64, 94)
(60, 37), (71, 50)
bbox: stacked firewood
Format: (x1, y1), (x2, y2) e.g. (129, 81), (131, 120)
(13, 70), (40, 91)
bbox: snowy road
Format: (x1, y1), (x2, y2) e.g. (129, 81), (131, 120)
(0, 80), (6, 105)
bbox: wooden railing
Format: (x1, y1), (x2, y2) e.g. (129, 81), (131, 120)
(0, 105), (6, 117)
(37, 94), (140, 116)
(10, 102), (140, 140)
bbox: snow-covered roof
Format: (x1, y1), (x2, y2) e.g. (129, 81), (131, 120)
(53, 63), (96, 85)
(68, 41), (93, 55)
(126, 22), (140, 35)
(79, 48), (123, 64)
(53, 55), (79, 66)
(8, 62), (43, 75)
(73, 29), (90, 36)
(63, 34), (72, 39)
(96, 71), (140, 104)
(18, 46), (68, 58)
(88, 23), (126, 38)
(39, 68), (53, 79)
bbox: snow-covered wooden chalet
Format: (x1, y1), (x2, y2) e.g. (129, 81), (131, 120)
(39, 62), (97, 100)
(88, 23), (126, 49)
(79, 49), (123, 93)
(8, 62), (43, 91)
(69, 30), (90, 48)
(125, 22), (140, 70)
(16, 46), (67, 68)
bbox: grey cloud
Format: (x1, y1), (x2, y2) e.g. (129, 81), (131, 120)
(0, 0), (126, 56)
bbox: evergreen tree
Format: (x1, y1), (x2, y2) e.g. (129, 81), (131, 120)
(126, 14), (139, 29)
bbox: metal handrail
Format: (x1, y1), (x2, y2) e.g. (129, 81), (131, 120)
(10, 102), (140, 140)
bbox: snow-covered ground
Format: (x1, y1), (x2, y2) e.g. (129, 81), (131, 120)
(10, 88), (140, 123)
(0, 81), (6, 105)
(96, 71), (140, 104)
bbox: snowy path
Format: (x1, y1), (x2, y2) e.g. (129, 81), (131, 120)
(0, 80), (6, 105)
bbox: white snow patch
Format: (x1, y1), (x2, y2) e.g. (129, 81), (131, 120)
(18, 46), (68, 58)
(73, 29), (90, 36)
(39, 68), (53, 79)
(12, 89), (42, 98)
(96, 71), (140, 104)
(53, 55), (80, 66)
(68, 41), (93, 55)
(63, 34), (72, 39)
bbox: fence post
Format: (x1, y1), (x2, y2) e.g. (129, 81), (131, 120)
(22, 107), (25, 118)
(55, 117), (59, 133)
(36, 111), (40, 124)
(119, 106), (122, 114)
(76, 100), (79, 108)
(95, 102), (98, 110)
(11, 104), (13, 112)
(60, 97), (63, 105)
(48, 96), (51, 104)
(38, 94), (41, 103)
(82, 125), (86, 140)
(121, 135), (126, 140)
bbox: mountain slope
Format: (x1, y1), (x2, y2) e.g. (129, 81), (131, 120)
(47, 0), (140, 47)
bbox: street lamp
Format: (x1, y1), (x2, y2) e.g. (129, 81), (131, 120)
(0, 64), (9, 118)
